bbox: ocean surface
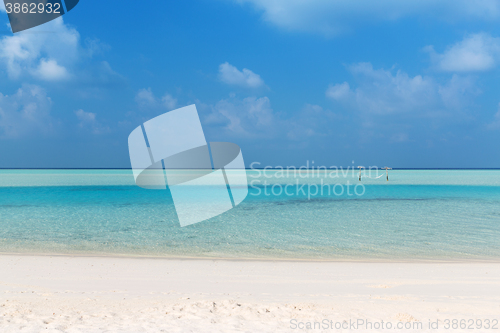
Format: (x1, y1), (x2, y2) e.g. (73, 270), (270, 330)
(0, 169), (499, 260)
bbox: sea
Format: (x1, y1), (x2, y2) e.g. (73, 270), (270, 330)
(0, 169), (499, 261)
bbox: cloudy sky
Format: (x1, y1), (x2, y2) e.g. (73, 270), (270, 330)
(1, 0), (500, 168)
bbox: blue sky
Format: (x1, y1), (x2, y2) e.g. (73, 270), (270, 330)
(1, 0), (500, 168)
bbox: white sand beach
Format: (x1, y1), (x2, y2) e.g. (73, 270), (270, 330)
(0, 255), (499, 332)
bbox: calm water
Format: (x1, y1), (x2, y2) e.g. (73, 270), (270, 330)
(0, 169), (499, 260)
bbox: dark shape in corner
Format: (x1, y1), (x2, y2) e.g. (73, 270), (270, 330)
(3, 0), (79, 33)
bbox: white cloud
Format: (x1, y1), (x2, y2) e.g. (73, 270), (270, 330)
(161, 94), (177, 110)
(91, 61), (124, 87)
(218, 62), (264, 88)
(207, 96), (274, 136)
(75, 109), (109, 134)
(0, 18), (78, 81)
(34, 59), (69, 81)
(425, 33), (500, 72)
(326, 82), (351, 101)
(326, 62), (479, 117)
(0, 85), (54, 138)
(438, 75), (478, 110)
(135, 88), (178, 111)
(286, 104), (338, 141)
(237, 0), (500, 36)
(203, 96), (339, 142)
(84, 38), (110, 58)
(135, 88), (156, 108)
(75, 109), (96, 123)
(0, 18), (117, 85)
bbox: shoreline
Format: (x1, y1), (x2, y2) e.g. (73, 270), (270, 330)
(2, 252), (500, 263)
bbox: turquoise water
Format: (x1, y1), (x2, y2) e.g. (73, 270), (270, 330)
(0, 169), (499, 260)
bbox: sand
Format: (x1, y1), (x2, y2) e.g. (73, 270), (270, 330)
(0, 255), (499, 332)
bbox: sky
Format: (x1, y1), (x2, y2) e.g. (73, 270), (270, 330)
(1, 0), (500, 168)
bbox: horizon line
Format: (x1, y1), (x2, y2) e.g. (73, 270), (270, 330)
(1, 168), (500, 171)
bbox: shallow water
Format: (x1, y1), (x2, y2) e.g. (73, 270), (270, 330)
(0, 169), (499, 260)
